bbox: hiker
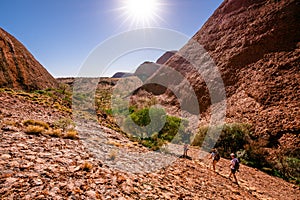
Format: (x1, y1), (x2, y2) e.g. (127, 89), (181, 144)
(209, 148), (220, 172)
(229, 153), (239, 184)
(183, 144), (189, 158)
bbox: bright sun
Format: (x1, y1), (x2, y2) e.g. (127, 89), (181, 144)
(119, 0), (163, 28)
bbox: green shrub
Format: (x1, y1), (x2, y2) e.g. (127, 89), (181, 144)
(272, 149), (300, 183)
(191, 123), (252, 157)
(123, 107), (167, 139)
(160, 116), (187, 141)
(243, 142), (270, 169)
(216, 123), (251, 156)
(34, 90), (47, 95)
(191, 125), (209, 146)
(104, 109), (113, 115)
(131, 108), (151, 127)
(151, 132), (159, 140)
(123, 107), (188, 149)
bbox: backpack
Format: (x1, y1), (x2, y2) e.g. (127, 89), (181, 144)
(214, 152), (220, 161)
(233, 158), (240, 171)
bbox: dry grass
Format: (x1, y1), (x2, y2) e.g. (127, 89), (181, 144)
(53, 102), (62, 110)
(81, 161), (93, 172)
(3, 120), (21, 127)
(107, 140), (123, 147)
(125, 143), (133, 148)
(3, 120), (16, 126)
(45, 128), (62, 138)
(23, 119), (49, 129)
(53, 118), (75, 131)
(25, 125), (45, 135)
(22, 119), (79, 140)
(63, 130), (79, 140)
(132, 142), (139, 146)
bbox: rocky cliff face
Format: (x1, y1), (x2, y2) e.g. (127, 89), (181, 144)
(138, 0), (299, 148)
(156, 50), (177, 65)
(111, 51), (176, 80)
(111, 72), (133, 78)
(0, 28), (58, 91)
(134, 51), (177, 81)
(134, 61), (160, 82)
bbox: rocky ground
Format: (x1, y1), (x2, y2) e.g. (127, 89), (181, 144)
(0, 90), (299, 199)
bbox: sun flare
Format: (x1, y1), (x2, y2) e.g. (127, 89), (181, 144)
(126, 0), (157, 19)
(119, 0), (163, 28)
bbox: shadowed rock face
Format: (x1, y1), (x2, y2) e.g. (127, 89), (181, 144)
(156, 51), (177, 65)
(138, 0), (300, 141)
(111, 72), (134, 78)
(134, 51), (177, 81)
(0, 28), (58, 91)
(134, 61), (160, 82)
(131, 51), (178, 95)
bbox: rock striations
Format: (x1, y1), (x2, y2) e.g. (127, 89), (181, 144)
(0, 28), (58, 91)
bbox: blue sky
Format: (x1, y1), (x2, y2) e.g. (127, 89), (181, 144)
(0, 0), (223, 77)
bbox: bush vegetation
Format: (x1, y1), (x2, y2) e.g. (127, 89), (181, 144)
(23, 119), (78, 140)
(272, 148), (300, 184)
(121, 107), (189, 150)
(25, 125), (45, 135)
(0, 87), (72, 114)
(63, 130), (79, 140)
(191, 123), (299, 184)
(23, 119), (50, 129)
(45, 128), (62, 138)
(53, 118), (75, 131)
(192, 123), (254, 157)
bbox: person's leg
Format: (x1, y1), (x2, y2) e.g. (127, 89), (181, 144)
(229, 168), (234, 179)
(212, 160), (216, 171)
(233, 173), (238, 184)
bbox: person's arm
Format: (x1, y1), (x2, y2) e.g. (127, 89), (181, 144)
(230, 160), (234, 168)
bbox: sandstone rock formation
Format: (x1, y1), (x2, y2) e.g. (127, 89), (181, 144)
(141, 0), (300, 142)
(156, 50), (177, 65)
(133, 51), (177, 81)
(134, 61), (160, 82)
(111, 72), (133, 78)
(112, 51), (177, 81)
(0, 28), (58, 90)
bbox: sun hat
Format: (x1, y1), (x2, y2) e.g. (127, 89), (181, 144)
(230, 153), (235, 156)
